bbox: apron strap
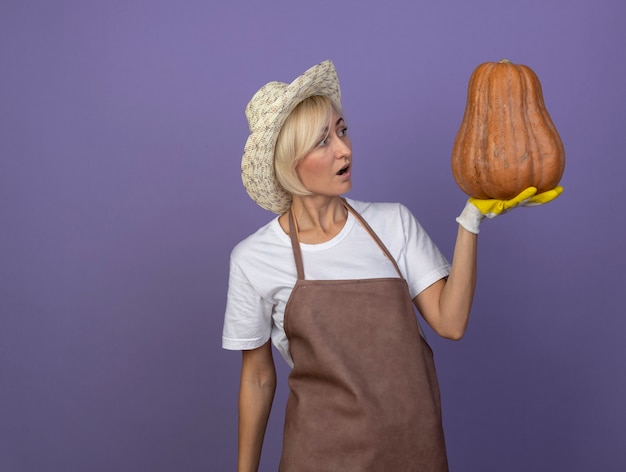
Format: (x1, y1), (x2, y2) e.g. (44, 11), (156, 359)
(287, 200), (404, 280)
(288, 207), (306, 280)
(342, 199), (404, 278)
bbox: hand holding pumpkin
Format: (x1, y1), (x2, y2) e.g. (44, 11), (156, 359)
(450, 59), (565, 234)
(456, 185), (564, 234)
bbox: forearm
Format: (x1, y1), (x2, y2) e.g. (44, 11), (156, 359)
(437, 224), (477, 339)
(237, 350), (276, 472)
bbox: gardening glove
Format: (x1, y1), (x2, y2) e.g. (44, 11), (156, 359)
(456, 186), (564, 234)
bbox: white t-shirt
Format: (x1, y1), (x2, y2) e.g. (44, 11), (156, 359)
(222, 199), (451, 367)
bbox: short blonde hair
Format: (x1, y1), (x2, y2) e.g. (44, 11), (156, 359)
(274, 95), (341, 197)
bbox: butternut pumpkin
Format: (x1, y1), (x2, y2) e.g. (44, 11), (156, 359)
(451, 59), (565, 199)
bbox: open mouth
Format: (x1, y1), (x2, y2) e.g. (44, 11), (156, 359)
(337, 164), (350, 176)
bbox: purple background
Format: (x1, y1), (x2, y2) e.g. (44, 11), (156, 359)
(1, 0), (624, 470)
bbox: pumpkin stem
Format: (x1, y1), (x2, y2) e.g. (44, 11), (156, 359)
(499, 58), (512, 64)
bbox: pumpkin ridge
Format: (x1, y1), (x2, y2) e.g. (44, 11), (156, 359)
(484, 65), (498, 198)
(524, 65), (564, 193)
(452, 63), (487, 197)
(451, 70), (472, 194)
(498, 64), (511, 196)
(490, 63), (513, 198)
(474, 64), (492, 197)
(543, 79), (565, 191)
(523, 66), (542, 193)
(517, 64), (535, 198)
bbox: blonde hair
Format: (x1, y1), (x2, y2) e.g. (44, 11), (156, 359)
(274, 95), (341, 197)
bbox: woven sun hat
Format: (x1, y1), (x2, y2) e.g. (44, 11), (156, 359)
(241, 60), (342, 213)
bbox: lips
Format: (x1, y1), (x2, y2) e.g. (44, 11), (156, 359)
(337, 163), (350, 176)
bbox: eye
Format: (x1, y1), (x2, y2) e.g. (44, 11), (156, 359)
(338, 127), (348, 137)
(317, 134), (329, 147)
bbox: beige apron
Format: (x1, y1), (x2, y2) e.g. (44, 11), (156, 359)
(279, 201), (448, 471)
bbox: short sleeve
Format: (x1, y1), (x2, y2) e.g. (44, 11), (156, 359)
(397, 204), (451, 299)
(222, 257), (273, 351)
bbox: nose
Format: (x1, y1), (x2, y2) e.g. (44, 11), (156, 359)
(334, 135), (352, 159)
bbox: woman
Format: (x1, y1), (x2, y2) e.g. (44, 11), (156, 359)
(223, 60), (561, 471)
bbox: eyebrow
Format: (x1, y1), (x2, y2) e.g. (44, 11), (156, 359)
(322, 117), (344, 133)
(319, 117), (345, 140)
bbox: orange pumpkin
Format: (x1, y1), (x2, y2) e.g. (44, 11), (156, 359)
(451, 59), (565, 199)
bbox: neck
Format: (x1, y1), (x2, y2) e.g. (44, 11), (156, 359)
(287, 195), (348, 243)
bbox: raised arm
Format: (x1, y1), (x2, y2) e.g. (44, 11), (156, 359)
(414, 186), (563, 340)
(413, 224), (477, 340)
(238, 341), (276, 472)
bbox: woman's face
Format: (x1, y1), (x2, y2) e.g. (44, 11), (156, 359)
(296, 109), (352, 197)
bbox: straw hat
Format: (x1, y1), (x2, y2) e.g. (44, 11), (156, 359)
(241, 60), (342, 213)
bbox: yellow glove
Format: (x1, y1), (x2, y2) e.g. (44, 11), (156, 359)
(456, 186), (564, 234)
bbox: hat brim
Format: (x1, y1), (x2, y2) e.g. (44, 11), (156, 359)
(241, 60), (342, 213)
